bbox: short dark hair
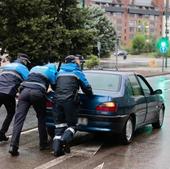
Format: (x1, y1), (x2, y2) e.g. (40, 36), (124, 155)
(75, 54), (84, 63)
(65, 55), (76, 63)
(18, 53), (31, 63)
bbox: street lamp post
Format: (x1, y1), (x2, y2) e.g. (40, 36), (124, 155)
(115, 33), (121, 70)
(97, 41), (101, 67)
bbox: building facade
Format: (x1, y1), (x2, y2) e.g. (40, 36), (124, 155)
(85, 0), (166, 46)
(162, 0), (170, 38)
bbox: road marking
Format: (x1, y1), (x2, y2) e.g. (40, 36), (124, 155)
(8, 127), (102, 169)
(34, 143), (101, 169)
(8, 128), (38, 138)
(34, 154), (74, 169)
(93, 162), (104, 169)
(71, 143), (101, 156)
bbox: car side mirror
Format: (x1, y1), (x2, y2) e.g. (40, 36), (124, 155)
(153, 89), (162, 95)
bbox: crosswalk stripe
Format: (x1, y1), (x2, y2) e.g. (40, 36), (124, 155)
(34, 154), (74, 169)
(34, 144), (101, 169)
(93, 162), (104, 169)
(8, 128), (38, 138)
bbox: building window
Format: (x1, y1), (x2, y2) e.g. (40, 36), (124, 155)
(116, 19), (122, 24)
(117, 26), (122, 31)
(150, 28), (154, 33)
(134, 0), (152, 6)
(129, 20), (136, 27)
(113, 13), (122, 17)
(150, 21), (155, 26)
(129, 27), (135, 32)
(109, 12), (113, 16)
(129, 34), (135, 40)
(150, 15), (155, 20)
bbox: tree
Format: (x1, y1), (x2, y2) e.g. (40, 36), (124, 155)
(84, 54), (99, 69)
(132, 34), (145, 54)
(0, 0), (94, 64)
(144, 36), (156, 53)
(85, 6), (116, 57)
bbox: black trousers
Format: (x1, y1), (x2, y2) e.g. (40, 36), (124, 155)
(53, 101), (79, 142)
(10, 88), (48, 148)
(53, 101), (78, 126)
(0, 93), (16, 134)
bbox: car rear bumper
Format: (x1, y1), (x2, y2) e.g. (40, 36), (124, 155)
(77, 114), (129, 133)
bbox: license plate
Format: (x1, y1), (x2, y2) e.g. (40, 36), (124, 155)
(78, 118), (88, 125)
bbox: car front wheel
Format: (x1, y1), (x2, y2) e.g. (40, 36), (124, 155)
(152, 107), (164, 129)
(120, 116), (134, 145)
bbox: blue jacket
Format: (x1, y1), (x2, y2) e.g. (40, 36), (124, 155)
(0, 62), (29, 96)
(54, 63), (92, 102)
(22, 63), (57, 91)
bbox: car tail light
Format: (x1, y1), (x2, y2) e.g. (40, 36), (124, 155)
(46, 100), (53, 107)
(96, 102), (118, 112)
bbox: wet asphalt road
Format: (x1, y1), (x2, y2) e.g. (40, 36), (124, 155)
(0, 75), (170, 169)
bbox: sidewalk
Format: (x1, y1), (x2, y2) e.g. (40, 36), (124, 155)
(100, 56), (170, 77)
(118, 67), (170, 77)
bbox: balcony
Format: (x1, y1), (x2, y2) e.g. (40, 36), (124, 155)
(104, 6), (125, 13)
(128, 7), (160, 16)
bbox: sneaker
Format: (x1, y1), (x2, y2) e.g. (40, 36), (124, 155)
(0, 133), (9, 142)
(9, 146), (19, 156)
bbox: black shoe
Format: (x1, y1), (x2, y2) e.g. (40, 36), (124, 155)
(9, 146), (19, 156)
(0, 133), (9, 142)
(54, 149), (65, 157)
(53, 139), (65, 157)
(61, 141), (70, 154)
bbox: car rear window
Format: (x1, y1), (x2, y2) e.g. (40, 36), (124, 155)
(85, 72), (121, 92)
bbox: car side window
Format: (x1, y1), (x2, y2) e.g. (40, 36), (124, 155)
(128, 75), (143, 96)
(137, 76), (151, 95)
(126, 79), (134, 96)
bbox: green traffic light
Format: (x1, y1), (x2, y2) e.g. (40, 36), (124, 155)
(156, 37), (169, 53)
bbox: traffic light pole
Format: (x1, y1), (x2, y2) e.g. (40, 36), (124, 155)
(162, 54), (165, 72)
(165, 0), (169, 68)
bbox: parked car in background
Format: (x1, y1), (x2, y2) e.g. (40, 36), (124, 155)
(46, 70), (164, 144)
(113, 49), (128, 59)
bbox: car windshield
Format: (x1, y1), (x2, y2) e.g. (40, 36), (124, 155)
(85, 72), (121, 92)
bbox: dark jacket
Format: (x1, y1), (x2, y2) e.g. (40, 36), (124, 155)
(0, 60), (29, 96)
(21, 64), (57, 92)
(54, 63), (92, 102)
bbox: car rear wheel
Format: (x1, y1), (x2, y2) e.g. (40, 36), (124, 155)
(152, 107), (164, 129)
(120, 116), (134, 145)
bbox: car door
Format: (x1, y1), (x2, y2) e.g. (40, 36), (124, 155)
(137, 75), (158, 123)
(128, 75), (147, 126)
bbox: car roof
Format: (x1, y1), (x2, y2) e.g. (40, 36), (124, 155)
(83, 70), (139, 77)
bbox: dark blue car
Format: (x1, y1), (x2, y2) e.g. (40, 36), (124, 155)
(46, 70), (165, 144)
